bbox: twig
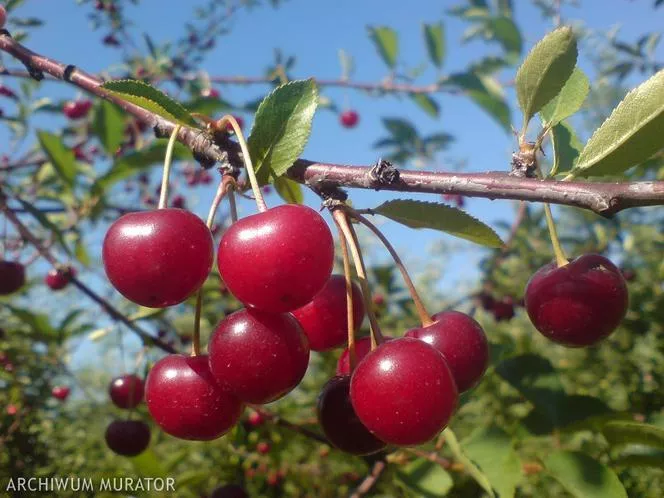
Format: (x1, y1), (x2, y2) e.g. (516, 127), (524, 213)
(349, 459), (387, 498)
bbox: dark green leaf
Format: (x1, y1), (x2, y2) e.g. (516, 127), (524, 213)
(373, 200), (503, 248)
(410, 93), (440, 118)
(368, 26), (399, 69)
(101, 80), (197, 127)
(248, 79), (318, 184)
(445, 428), (495, 497)
(446, 72), (511, 131)
(274, 176), (303, 204)
(4, 305), (58, 339)
(613, 448), (664, 469)
(540, 68), (589, 126)
(423, 23), (445, 68)
(488, 16), (522, 58)
(396, 458), (453, 497)
(516, 27), (578, 126)
(549, 121), (583, 176)
(545, 451), (627, 498)
(184, 95), (233, 116)
(37, 130), (77, 188)
(92, 100), (125, 155)
(569, 70), (664, 178)
(383, 118), (419, 143)
(602, 421), (664, 450)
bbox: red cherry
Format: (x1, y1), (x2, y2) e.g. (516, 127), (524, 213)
(443, 193), (465, 208)
(105, 420), (150, 456)
(336, 336), (373, 376)
(210, 484), (249, 498)
(492, 297), (515, 322)
(218, 205), (334, 312)
(292, 275), (364, 352)
(266, 472), (282, 487)
(350, 338), (458, 446)
(52, 386), (71, 401)
(103, 34), (120, 46)
(103, 209), (214, 308)
(256, 441), (270, 454)
(0, 6), (6, 28)
(208, 308), (310, 404)
(317, 376), (386, 455)
(171, 195), (186, 209)
(225, 115), (244, 132)
(63, 100), (92, 119)
(109, 374), (145, 409)
(201, 88), (220, 99)
(0, 260), (25, 295)
(405, 311), (489, 392)
(0, 85), (16, 99)
(525, 254), (628, 347)
(145, 354), (243, 441)
(44, 266), (76, 291)
(247, 411), (264, 427)
(340, 110), (359, 128)
(6, 404), (18, 416)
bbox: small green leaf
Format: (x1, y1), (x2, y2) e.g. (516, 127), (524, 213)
(37, 130), (77, 188)
(410, 93), (440, 118)
(516, 27), (578, 127)
(4, 305), (58, 339)
(373, 200), (503, 248)
(446, 72), (511, 131)
(602, 421), (664, 450)
(383, 117), (419, 142)
(92, 100), (125, 155)
(488, 16), (522, 59)
(368, 26), (399, 69)
(101, 80), (197, 127)
(396, 458), (453, 497)
(423, 23), (445, 68)
(540, 68), (589, 126)
(569, 70), (664, 178)
(545, 451), (627, 498)
(274, 176), (303, 204)
(16, 198), (72, 257)
(445, 428), (495, 497)
(463, 426), (523, 498)
(549, 121), (582, 176)
(248, 79), (318, 184)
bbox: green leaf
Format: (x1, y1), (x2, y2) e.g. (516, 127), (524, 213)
(540, 68), (589, 126)
(569, 70), (664, 178)
(602, 421), (664, 450)
(383, 117), (419, 142)
(130, 450), (166, 478)
(423, 23), (445, 68)
(16, 198), (72, 257)
(396, 458), (453, 497)
(4, 305), (58, 339)
(515, 27), (578, 127)
(368, 26), (399, 69)
(545, 451), (627, 498)
(184, 95), (232, 116)
(488, 16), (522, 59)
(549, 121), (582, 176)
(444, 428), (495, 497)
(274, 176), (303, 204)
(463, 426), (523, 498)
(37, 130), (77, 188)
(248, 79), (318, 184)
(410, 93), (440, 118)
(613, 448), (664, 470)
(446, 72), (511, 131)
(373, 200), (503, 248)
(101, 80), (197, 127)
(92, 100), (125, 156)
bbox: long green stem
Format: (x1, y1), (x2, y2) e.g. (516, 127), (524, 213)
(543, 203), (568, 267)
(158, 125), (182, 209)
(338, 224), (357, 372)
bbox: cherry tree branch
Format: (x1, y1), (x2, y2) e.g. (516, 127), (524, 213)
(1, 33), (664, 216)
(349, 459), (387, 498)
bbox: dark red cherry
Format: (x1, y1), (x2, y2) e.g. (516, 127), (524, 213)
(405, 311), (489, 392)
(217, 205), (334, 312)
(525, 254), (628, 347)
(247, 411), (264, 427)
(105, 420), (150, 456)
(0, 260), (25, 295)
(336, 336), (373, 375)
(52, 386), (71, 401)
(210, 484), (249, 498)
(317, 376), (386, 455)
(492, 296), (515, 322)
(292, 275), (364, 352)
(208, 309), (310, 404)
(145, 354), (243, 441)
(63, 100), (92, 119)
(256, 441), (270, 454)
(350, 338), (457, 446)
(103, 209), (214, 308)
(44, 266), (76, 291)
(340, 110), (359, 128)
(109, 374), (145, 409)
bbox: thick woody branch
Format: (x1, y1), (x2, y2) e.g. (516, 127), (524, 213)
(1, 33), (664, 216)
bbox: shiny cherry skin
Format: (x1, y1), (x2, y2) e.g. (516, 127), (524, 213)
(340, 110), (359, 128)
(105, 420), (151, 456)
(103, 209), (214, 308)
(525, 254), (628, 347)
(0, 260), (25, 295)
(218, 205), (334, 313)
(63, 100), (92, 119)
(145, 354), (243, 441)
(317, 376), (386, 455)
(210, 484), (249, 498)
(292, 275), (365, 352)
(44, 266), (76, 291)
(208, 309), (310, 404)
(336, 336), (373, 376)
(52, 386), (71, 401)
(350, 338), (458, 446)
(109, 374), (145, 409)
(405, 311), (489, 393)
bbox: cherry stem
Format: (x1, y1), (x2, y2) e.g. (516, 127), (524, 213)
(332, 208), (385, 349)
(216, 115), (267, 213)
(157, 124), (182, 209)
(347, 207), (433, 327)
(227, 183), (238, 223)
(337, 221), (357, 372)
(543, 203), (569, 267)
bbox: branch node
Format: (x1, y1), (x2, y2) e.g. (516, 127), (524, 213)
(510, 142), (539, 178)
(63, 64), (76, 82)
(369, 159), (400, 187)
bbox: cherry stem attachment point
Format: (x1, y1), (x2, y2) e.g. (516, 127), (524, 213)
(347, 207), (433, 327)
(543, 203), (568, 267)
(158, 124), (182, 209)
(337, 221), (357, 372)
